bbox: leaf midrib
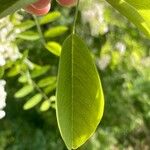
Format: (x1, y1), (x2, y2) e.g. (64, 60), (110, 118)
(71, 34), (74, 147)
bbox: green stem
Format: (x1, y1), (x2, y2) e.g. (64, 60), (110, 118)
(33, 15), (46, 45)
(26, 70), (49, 100)
(20, 70), (49, 101)
(72, 0), (80, 34)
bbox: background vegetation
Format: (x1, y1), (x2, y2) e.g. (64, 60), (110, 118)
(0, 0), (150, 149)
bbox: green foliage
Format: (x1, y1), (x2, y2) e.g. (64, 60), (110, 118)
(56, 34), (104, 149)
(39, 11), (61, 25)
(40, 99), (51, 112)
(18, 31), (40, 41)
(15, 85), (34, 98)
(45, 42), (62, 56)
(37, 77), (56, 88)
(105, 0), (150, 38)
(23, 94), (43, 110)
(44, 26), (68, 38)
(0, 0), (150, 150)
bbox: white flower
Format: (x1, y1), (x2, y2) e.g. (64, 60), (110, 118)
(0, 80), (7, 119)
(97, 55), (111, 70)
(81, 1), (109, 36)
(0, 55), (6, 66)
(116, 42), (126, 54)
(0, 16), (21, 67)
(0, 110), (6, 119)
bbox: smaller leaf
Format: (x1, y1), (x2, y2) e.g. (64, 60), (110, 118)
(43, 82), (56, 94)
(31, 66), (50, 78)
(15, 85), (34, 98)
(39, 11), (61, 25)
(23, 94), (42, 110)
(45, 42), (61, 56)
(37, 77), (56, 88)
(18, 75), (28, 83)
(7, 65), (20, 77)
(18, 31), (40, 41)
(40, 100), (51, 112)
(16, 20), (35, 32)
(49, 96), (56, 109)
(44, 26), (68, 38)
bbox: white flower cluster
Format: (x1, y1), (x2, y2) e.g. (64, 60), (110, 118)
(81, 1), (108, 36)
(0, 17), (20, 66)
(0, 80), (7, 119)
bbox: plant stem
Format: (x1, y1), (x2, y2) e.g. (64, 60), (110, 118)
(27, 70), (49, 100)
(20, 70), (49, 101)
(72, 0), (80, 34)
(33, 15), (46, 45)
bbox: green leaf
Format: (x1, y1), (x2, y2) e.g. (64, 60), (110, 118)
(39, 11), (61, 25)
(15, 85), (34, 98)
(15, 11), (61, 31)
(7, 65), (20, 77)
(31, 66), (50, 78)
(43, 82), (56, 94)
(18, 75), (28, 83)
(45, 42), (62, 56)
(44, 26), (68, 38)
(0, 0), (36, 19)
(16, 20), (35, 32)
(18, 31), (40, 41)
(105, 0), (150, 38)
(23, 94), (42, 110)
(40, 100), (51, 112)
(37, 77), (56, 88)
(56, 34), (104, 149)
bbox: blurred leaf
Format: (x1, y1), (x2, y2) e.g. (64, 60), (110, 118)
(43, 82), (56, 94)
(15, 11), (61, 31)
(0, 0), (36, 19)
(23, 94), (42, 110)
(0, 67), (4, 79)
(40, 100), (51, 112)
(106, 0), (150, 38)
(50, 96), (56, 109)
(18, 31), (40, 41)
(37, 77), (56, 88)
(31, 66), (50, 78)
(18, 75), (28, 83)
(45, 42), (61, 56)
(15, 85), (34, 98)
(7, 65), (20, 77)
(39, 11), (61, 25)
(16, 20), (35, 32)
(44, 26), (68, 38)
(56, 34), (104, 149)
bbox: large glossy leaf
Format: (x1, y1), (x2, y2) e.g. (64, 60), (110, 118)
(56, 34), (104, 149)
(0, 0), (36, 19)
(105, 0), (150, 38)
